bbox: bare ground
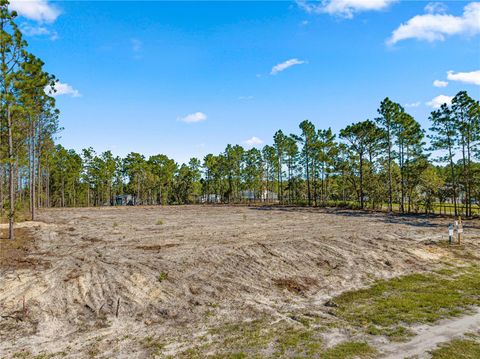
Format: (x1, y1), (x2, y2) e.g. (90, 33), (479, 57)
(381, 309), (480, 359)
(0, 205), (478, 358)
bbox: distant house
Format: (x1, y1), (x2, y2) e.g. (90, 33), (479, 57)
(115, 194), (134, 206)
(198, 194), (222, 203)
(240, 190), (278, 202)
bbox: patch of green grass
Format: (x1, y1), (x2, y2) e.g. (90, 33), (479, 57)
(11, 353), (57, 359)
(173, 317), (378, 359)
(216, 319), (275, 351)
(208, 353), (249, 359)
(273, 328), (321, 357)
(322, 342), (377, 359)
(430, 338), (480, 359)
(333, 266), (480, 338)
(87, 344), (100, 358)
(201, 319), (327, 358)
(287, 314), (313, 328)
(366, 324), (414, 341)
(158, 272), (168, 282)
(13, 352), (32, 359)
(142, 336), (164, 356)
(155, 219), (164, 225)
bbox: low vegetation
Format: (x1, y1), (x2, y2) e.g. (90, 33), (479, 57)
(173, 318), (377, 359)
(333, 265), (480, 340)
(322, 342), (377, 359)
(430, 336), (480, 359)
(142, 336), (164, 356)
(168, 265), (480, 356)
(158, 272), (168, 282)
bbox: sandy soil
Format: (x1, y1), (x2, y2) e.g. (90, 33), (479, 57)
(0, 205), (478, 358)
(381, 309), (480, 359)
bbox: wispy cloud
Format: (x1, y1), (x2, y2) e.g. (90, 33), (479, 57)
(404, 102), (421, 108)
(9, 0), (60, 23)
(271, 58), (306, 75)
(130, 38), (143, 59)
(238, 96), (254, 101)
(447, 70), (480, 85)
(426, 95), (453, 109)
(131, 38), (142, 52)
(178, 112), (207, 123)
(297, 0), (396, 19)
(433, 79), (448, 88)
(20, 23), (58, 40)
(244, 136), (263, 147)
(387, 2), (480, 44)
(424, 2), (448, 15)
(45, 81), (81, 98)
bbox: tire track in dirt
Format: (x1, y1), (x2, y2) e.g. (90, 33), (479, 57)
(381, 309), (480, 359)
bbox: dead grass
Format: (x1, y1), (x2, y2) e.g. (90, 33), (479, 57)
(0, 228), (49, 271)
(274, 277), (318, 295)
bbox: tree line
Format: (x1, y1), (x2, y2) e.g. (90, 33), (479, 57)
(43, 91), (479, 217)
(1, 2), (479, 241)
(1, 1), (60, 239)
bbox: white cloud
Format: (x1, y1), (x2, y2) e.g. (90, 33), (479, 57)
(297, 0), (396, 19)
(433, 79), (448, 88)
(388, 2), (480, 44)
(179, 112), (207, 123)
(244, 136), (263, 147)
(20, 23), (58, 40)
(271, 58), (306, 75)
(238, 96), (254, 100)
(447, 70), (480, 85)
(131, 38), (142, 52)
(426, 95), (453, 109)
(405, 102), (421, 108)
(45, 81), (81, 98)
(425, 2), (448, 15)
(9, 0), (60, 23)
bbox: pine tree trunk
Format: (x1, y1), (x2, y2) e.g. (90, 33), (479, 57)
(359, 154), (364, 209)
(7, 105), (14, 240)
(387, 127), (393, 212)
(31, 120), (36, 220)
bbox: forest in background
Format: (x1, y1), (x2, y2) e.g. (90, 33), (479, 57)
(1, 1), (479, 242)
(46, 90), (479, 218)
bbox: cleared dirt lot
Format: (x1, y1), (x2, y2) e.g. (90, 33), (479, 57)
(0, 206), (479, 358)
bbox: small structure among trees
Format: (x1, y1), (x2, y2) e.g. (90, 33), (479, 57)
(115, 194), (134, 206)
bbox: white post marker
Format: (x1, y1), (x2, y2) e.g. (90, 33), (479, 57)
(457, 216), (463, 245)
(448, 224), (453, 245)
(458, 223), (464, 235)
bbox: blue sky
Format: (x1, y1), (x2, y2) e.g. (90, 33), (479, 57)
(13, 0), (480, 164)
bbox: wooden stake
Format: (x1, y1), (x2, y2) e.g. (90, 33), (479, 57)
(22, 296), (26, 320)
(115, 298), (120, 318)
